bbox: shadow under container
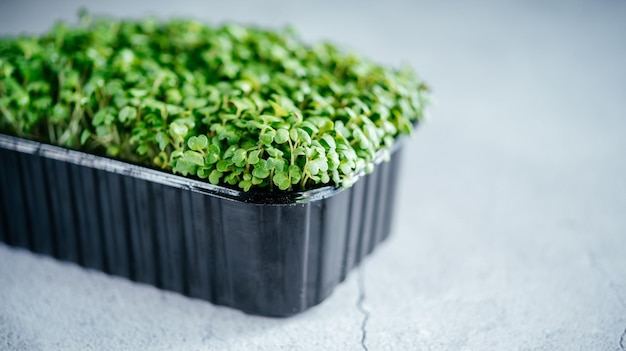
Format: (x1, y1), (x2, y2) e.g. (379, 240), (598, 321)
(0, 132), (405, 317)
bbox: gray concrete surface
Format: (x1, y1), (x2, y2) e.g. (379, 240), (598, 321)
(1, 0), (626, 350)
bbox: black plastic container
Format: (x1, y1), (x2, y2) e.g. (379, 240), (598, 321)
(0, 133), (405, 317)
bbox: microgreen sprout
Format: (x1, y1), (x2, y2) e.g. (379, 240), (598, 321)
(0, 12), (430, 192)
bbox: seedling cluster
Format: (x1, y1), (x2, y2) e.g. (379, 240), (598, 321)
(0, 13), (429, 191)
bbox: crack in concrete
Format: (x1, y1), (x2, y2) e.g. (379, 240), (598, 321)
(357, 267), (370, 351)
(620, 328), (625, 351)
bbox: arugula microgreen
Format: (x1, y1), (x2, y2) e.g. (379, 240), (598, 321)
(0, 12), (430, 192)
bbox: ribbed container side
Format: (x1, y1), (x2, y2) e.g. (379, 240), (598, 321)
(0, 133), (409, 317)
(304, 201), (322, 307)
(258, 203), (310, 316)
(123, 176), (142, 282)
(356, 171), (377, 263)
(161, 185), (186, 293)
(214, 201), (308, 316)
(275, 204), (312, 314)
(114, 173), (132, 278)
(367, 161), (385, 253)
(1, 149), (30, 249)
(149, 181), (167, 288)
(29, 155), (54, 256)
(206, 196), (228, 304)
(381, 148), (404, 242)
(0, 163), (5, 243)
(21, 153), (51, 255)
(50, 158), (81, 262)
(341, 178), (366, 280)
(72, 165), (103, 270)
(316, 190), (350, 302)
(98, 171), (129, 277)
(129, 176), (158, 285)
(371, 158), (391, 249)
(183, 190), (204, 299)
(94, 165), (114, 274)
(178, 189), (195, 297)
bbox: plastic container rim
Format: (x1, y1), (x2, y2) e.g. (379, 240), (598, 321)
(0, 124), (416, 205)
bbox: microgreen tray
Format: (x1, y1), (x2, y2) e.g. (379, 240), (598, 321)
(0, 132), (406, 317)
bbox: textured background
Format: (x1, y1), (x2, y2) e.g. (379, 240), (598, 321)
(1, 0), (626, 350)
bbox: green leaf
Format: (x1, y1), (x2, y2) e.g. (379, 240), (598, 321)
(187, 134), (208, 151)
(95, 125), (109, 138)
(217, 160), (233, 172)
(292, 147), (306, 157)
(50, 104), (69, 123)
(223, 145), (237, 159)
(269, 100), (289, 117)
(129, 89), (148, 98)
(297, 128), (311, 146)
(308, 158), (328, 175)
(300, 121), (319, 135)
(259, 115), (283, 123)
(273, 172), (290, 190)
(289, 128), (299, 143)
(275, 128), (289, 144)
(246, 120), (266, 130)
(239, 179), (252, 191)
(247, 149), (261, 164)
(156, 131), (170, 151)
(206, 144), (220, 164)
(273, 157), (286, 172)
(289, 165), (302, 184)
(259, 129), (275, 145)
(252, 168), (270, 179)
(93, 109), (115, 126)
(319, 134), (336, 149)
(182, 150), (205, 166)
(166, 104), (185, 116)
(137, 145), (149, 155)
(340, 161), (353, 175)
(265, 147), (283, 158)
(107, 145), (120, 156)
(166, 89), (183, 104)
(80, 130), (91, 145)
(197, 167), (211, 179)
(331, 169), (340, 184)
(320, 172), (330, 184)
(252, 160), (270, 179)
(225, 172), (239, 185)
(232, 148), (247, 167)
(119, 106), (138, 123)
(169, 121), (188, 137)
(317, 118), (334, 134)
(183, 96), (208, 109)
(153, 152), (168, 168)
(174, 158), (197, 176)
(209, 170), (223, 184)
